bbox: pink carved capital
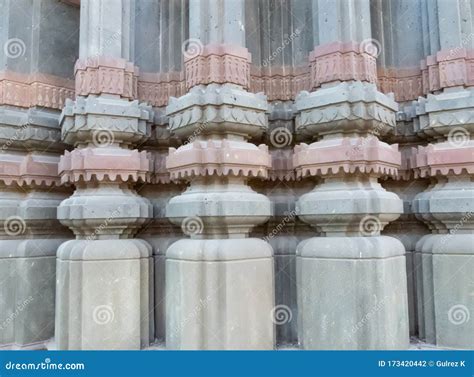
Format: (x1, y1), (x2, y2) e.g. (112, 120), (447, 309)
(184, 44), (251, 90)
(309, 41), (378, 90)
(0, 153), (61, 187)
(421, 48), (474, 93)
(166, 139), (271, 180)
(293, 137), (401, 178)
(75, 56), (139, 99)
(59, 147), (151, 184)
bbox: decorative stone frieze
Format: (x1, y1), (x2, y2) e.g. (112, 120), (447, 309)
(309, 42), (378, 90)
(184, 44), (251, 90)
(75, 57), (139, 99)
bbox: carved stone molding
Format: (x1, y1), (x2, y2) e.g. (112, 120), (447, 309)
(0, 71), (74, 110)
(184, 44), (251, 90)
(75, 56), (139, 99)
(59, 147), (151, 184)
(421, 48), (474, 93)
(138, 71), (185, 107)
(378, 68), (423, 102)
(250, 65), (311, 101)
(309, 41), (378, 90)
(0, 152), (61, 187)
(167, 139), (271, 180)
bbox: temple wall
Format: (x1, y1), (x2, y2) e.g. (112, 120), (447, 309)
(0, 0), (472, 350)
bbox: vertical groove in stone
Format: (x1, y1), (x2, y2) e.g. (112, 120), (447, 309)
(0, 0), (78, 349)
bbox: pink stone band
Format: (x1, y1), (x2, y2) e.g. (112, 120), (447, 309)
(75, 56), (139, 99)
(166, 140), (271, 180)
(59, 148), (151, 184)
(0, 153), (61, 186)
(309, 41), (378, 90)
(293, 137), (401, 178)
(0, 71), (74, 109)
(184, 44), (251, 90)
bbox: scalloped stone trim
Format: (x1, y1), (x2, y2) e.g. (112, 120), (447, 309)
(166, 139), (271, 180)
(59, 147), (151, 183)
(293, 137), (401, 178)
(414, 142), (474, 178)
(0, 153), (61, 187)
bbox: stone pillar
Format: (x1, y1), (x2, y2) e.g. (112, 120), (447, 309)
(165, 0), (275, 350)
(134, 0), (187, 344)
(293, 0), (409, 349)
(55, 0), (154, 350)
(412, 0), (474, 349)
(0, 0), (78, 349)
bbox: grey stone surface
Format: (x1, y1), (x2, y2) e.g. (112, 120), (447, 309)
(166, 238), (275, 350)
(297, 236), (410, 350)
